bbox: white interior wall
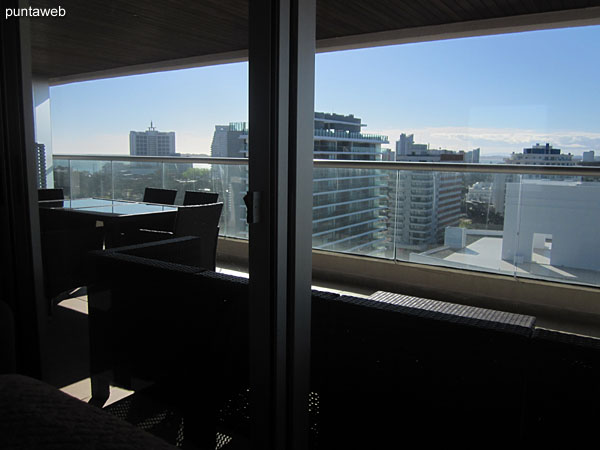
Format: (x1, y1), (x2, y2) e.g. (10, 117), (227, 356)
(32, 77), (54, 187)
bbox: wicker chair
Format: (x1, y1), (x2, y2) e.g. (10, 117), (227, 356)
(39, 203), (104, 310)
(99, 235), (218, 272)
(38, 188), (64, 201)
(142, 187), (177, 205)
(86, 240), (248, 449)
(119, 203), (223, 270)
(172, 203), (222, 237)
(38, 188), (65, 208)
(311, 291), (537, 448)
(524, 328), (600, 444)
(41, 226), (104, 307)
(183, 190), (219, 206)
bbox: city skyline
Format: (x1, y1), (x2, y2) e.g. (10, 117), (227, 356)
(49, 24), (600, 157)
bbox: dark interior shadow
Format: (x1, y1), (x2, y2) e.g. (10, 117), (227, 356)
(41, 294), (91, 391)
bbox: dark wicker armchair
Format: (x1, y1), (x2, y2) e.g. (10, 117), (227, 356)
(39, 205), (104, 310)
(41, 226), (104, 306)
(118, 203), (223, 270)
(86, 238), (248, 449)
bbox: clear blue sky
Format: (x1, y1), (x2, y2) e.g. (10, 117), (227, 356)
(50, 24), (600, 157)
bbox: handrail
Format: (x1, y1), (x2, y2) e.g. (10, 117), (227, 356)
(313, 159), (600, 176)
(53, 154), (248, 166)
(53, 154), (600, 176)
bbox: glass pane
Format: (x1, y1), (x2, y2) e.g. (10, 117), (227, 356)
(39, 24), (250, 450)
(312, 166), (392, 258)
(52, 157), (71, 198)
(112, 161), (162, 202)
(394, 170), (509, 273)
(162, 161), (249, 239)
(312, 23), (600, 448)
(65, 159), (112, 199)
(312, 26), (600, 290)
(511, 173), (600, 286)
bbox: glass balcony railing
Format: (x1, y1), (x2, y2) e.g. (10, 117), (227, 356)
(53, 156), (250, 240)
(52, 154), (600, 288)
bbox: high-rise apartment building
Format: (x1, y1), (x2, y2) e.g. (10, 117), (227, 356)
(312, 113), (389, 255)
(389, 134), (464, 251)
(35, 142), (47, 188)
(465, 148), (481, 163)
(210, 123), (248, 235)
(216, 114), (390, 255)
(396, 133), (428, 157)
(210, 123), (247, 158)
(129, 122), (176, 156)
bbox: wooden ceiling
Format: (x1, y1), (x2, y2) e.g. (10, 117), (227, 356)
(30, 0), (600, 80)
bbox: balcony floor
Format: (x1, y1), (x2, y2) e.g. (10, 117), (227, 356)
(42, 264), (373, 404)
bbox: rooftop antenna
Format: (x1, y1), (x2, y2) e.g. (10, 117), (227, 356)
(148, 121), (156, 131)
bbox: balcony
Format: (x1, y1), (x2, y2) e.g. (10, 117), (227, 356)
(34, 155), (600, 449)
(410, 187), (434, 195)
(52, 154), (600, 292)
(313, 128), (389, 143)
(409, 223), (433, 231)
(409, 196), (434, 204)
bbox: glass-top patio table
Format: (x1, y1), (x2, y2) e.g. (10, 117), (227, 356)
(39, 197), (177, 214)
(39, 198), (178, 248)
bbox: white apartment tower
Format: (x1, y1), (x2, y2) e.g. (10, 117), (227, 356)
(129, 122), (176, 156)
(390, 134), (464, 250)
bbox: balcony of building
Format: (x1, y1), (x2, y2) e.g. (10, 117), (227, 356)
(4, 2), (600, 449)
(313, 128), (388, 143)
(49, 153), (600, 290)
(409, 195), (434, 204)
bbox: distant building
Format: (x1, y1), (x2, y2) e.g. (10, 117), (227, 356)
(467, 181), (492, 203)
(390, 134), (464, 250)
(396, 133), (428, 157)
(35, 142), (47, 188)
(492, 143), (580, 212)
(490, 173), (509, 213)
(465, 148), (480, 163)
(129, 122), (176, 156)
(209, 123), (248, 236)
(580, 150), (600, 166)
(582, 151), (595, 163)
(505, 143), (575, 166)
